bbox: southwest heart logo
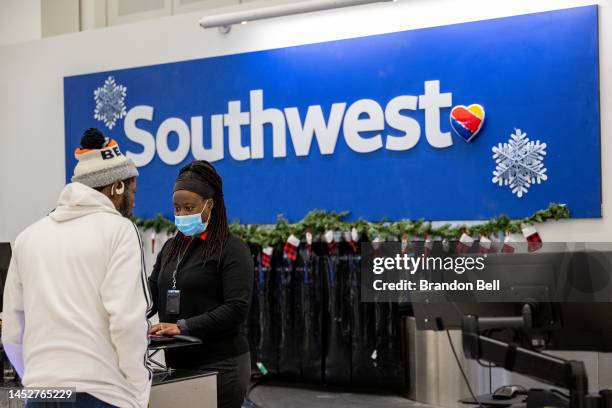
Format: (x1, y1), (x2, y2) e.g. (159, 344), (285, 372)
(450, 104), (485, 142)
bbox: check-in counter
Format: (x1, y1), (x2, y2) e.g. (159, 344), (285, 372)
(148, 336), (217, 407)
(151, 369), (216, 408)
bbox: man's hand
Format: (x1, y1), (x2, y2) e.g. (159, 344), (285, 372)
(149, 323), (180, 336)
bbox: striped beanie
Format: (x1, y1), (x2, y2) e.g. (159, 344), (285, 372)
(71, 128), (139, 188)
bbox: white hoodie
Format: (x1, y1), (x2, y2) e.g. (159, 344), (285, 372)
(2, 182), (152, 408)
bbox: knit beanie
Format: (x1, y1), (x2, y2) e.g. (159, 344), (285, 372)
(71, 128), (139, 188)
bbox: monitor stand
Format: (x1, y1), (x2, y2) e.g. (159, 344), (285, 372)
(461, 314), (612, 408)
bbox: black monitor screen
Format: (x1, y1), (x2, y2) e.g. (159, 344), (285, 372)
(0, 243), (12, 313)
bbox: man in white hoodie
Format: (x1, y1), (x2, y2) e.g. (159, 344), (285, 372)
(2, 128), (152, 408)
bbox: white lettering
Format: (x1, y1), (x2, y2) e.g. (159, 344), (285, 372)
(285, 103), (346, 156)
(343, 99), (384, 153)
(418, 80), (453, 148)
(124, 105), (156, 167)
(385, 95), (420, 151)
(250, 90), (286, 159)
(190, 115), (224, 162)
(156, 117), (190, 165)
(124, 80), (455, 165)
(224, 100), (250, 161)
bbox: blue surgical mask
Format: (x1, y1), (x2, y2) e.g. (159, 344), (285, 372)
(174, 203), (211, 236)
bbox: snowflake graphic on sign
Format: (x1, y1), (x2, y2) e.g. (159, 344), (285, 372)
(492, 129), (547, 198)
(93, 76), (127, 129)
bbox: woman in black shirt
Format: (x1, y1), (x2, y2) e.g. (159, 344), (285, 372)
(148, 160), (253, 408)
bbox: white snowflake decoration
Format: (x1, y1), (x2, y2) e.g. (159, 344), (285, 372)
(492, 128), (547, 198)
(93, 76), (127, 129)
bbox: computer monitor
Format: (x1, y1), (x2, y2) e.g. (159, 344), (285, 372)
(0, 243), (12, 312)
(413, 248), (612, 352)
(412, 246), (568, 329)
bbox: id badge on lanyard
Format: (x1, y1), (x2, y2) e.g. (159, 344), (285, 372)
(166, 289), (181, 314)
(167, 253), (183, 315)
(167, 239), (192, 315)
(168, 261), (182, 314)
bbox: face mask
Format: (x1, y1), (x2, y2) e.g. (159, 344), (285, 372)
(174, 202), (211, 236)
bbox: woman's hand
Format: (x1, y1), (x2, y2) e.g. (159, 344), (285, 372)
(149, 323), (181, 336)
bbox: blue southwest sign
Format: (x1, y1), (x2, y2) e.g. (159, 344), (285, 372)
(63, 6), (601, 223)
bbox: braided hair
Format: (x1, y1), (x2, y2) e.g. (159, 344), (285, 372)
(163, 160), (229, 267)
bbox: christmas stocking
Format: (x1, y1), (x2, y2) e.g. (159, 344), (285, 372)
(502, 233), (518, 253)
(344, 229), (358, 253)
(261, 246), (273, 268)
(401, 233), (410, 254)
(478, 235), (492, 254)
(306, 231), (313, 255)
(283, 234), (300, 261)
(424, 234), (433, 257)
(325, 230), (336, 254)
(455, 232), (474, 254)
(442, 238), (450, 253)
(522, 224), (543, 252)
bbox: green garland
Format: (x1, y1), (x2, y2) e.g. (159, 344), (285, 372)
(132, 203), (569, 247)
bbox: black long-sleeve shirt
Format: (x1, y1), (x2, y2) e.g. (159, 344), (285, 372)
(148, 233), (253, 367)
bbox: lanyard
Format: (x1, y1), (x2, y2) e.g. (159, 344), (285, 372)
(171, 239), (192, 290)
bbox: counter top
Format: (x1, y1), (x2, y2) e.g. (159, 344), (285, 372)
(152, 369), (216, 386)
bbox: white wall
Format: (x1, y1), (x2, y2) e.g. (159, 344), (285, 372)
(0, 0), (41, 46)
(41, 0), (80, 37)
(0, 0), (610, 403)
